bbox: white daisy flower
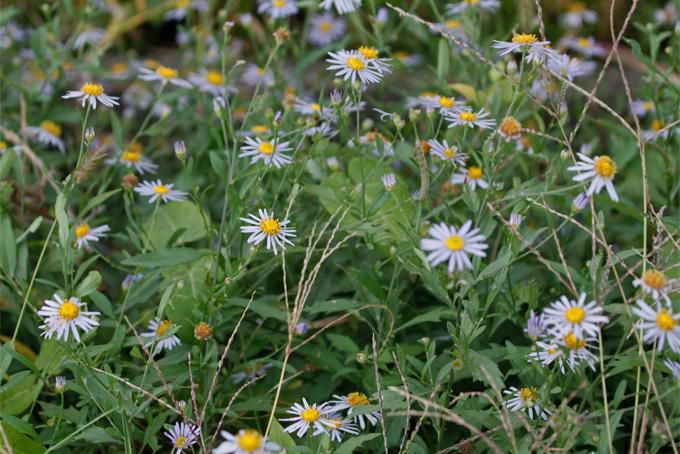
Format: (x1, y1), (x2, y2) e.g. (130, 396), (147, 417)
(241, 63), (275, 88)
(138, 65), (192, 88)
(23, 120), (65, 153)
(109, 61), (131, 79)
(74, 223), (110, 249)
(105, 144), (158, 174)
(72, 28), (105, 51)
(568, 153), (619, 202)
(524, 310), (547, 339)
(309, 14), (346, 47)
(444, 107), (496, 129)
(633, 270), (672, 304)
(509, 212), (524, 228)
(560, 2), (598, 28)
(164, 0), (209, 21)
(547, 53), (596, 81)
(356, 46), (392, 75)
(313, 416), (359, 442)
(654, 3), (677, 24)
(632, 300), (680, 352)
(503, 386), (551, 420)
(257, 0), (298, 19)
(447, 0), (499, 15)
(134, 180), (188, 203)
(305, 121), (338, 138)
(122, 273), (144, 290)
(164, 422), (199, 451)
(543, 293), (609, 338)
(142, 317), (182, 353)
(419, 94), (461, 112)
(528, 341), (566, 374)
(557, 330), (598, 371)
(560, 36), (607, 57)
(393, 51), (423, 67)
(326, 50), (383, 85)
(643, 119), (674, 142)
(432, 19), (467, 39)
(38, 295), (100, 343)
(381, 173), (396, 191)
(328, 392), (380, 430)
(294, 98), (333, 118)
(664, 359), (680, 380)
(516, 135), (534, 155)
(231, 362), (273, 384)
(280, 398), (331, 437)
(427, 139), (466, 166)
(188, 69), (236, 97)
(214, 429), (280, 454)
(491, 33), (553, 60)
(631, 99), (655, 118)
(62, 82), (119, 109)
(419, 220), (488, 273)
(319, 0), (361, 15)
(240, 209), (296, 255)
(451, 165), (489, 191)
(239, 136), (292, 168)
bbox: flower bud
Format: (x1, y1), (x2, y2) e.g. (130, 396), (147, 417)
(174, 140), (187, 164)
(85, 127), (95, 144)
(356, 352), (369, 364)
(194, 322), (213, 340)
(273, 27), (290, 44)
(121, 173), (138, 190)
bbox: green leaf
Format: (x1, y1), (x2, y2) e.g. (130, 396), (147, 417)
(55, 193), (69, 249)
(0, 372), (40, 415)
(267, 419), (296, 450)
(395, 308), (450, 333)
(75, 271), (101, 297)
(35, 340), (67, 375)
(121, 248), (208, 268)
(15, 216), (42, 243)
(468, 350), (504, 391)
(336, 433), (381, 454)
(0, 148), (16, 179)
(144, 201), (208, 249)
(436, 38), (449, 81)
(0, 422), (45, 454)
(0, 216), (16, 277)
(81, 189), (121, 217)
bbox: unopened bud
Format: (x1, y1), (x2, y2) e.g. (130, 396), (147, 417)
(85, 127), (95, 144)
(121, 173), (138, 190)
(174, 140), (187, 163)
(560, 149), (569, 160)
(356, 352), (369, 364)
(273, 27), (290, 44)
(223, 21), (234, 33)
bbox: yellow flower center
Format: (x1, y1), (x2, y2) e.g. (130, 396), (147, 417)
(577, 37), (592, 48)
(311, 103), (321, 111)
(81, 82), (104, 96)
(565, 306), (586, 324)
(650, 119), (664, 132)
(236, 430), (263, 452)
(519, 387), (536, 403)
(347, 392), (369, 406)
(0, 141), (6, 151)
(656, 309), (675, 332)
(468, 166), (483, 180)
(121, 150), (142, 163)
(465, 0), (480, 4)
(443, 148), (455, 158)
(175, 436), (187, 449)
(347, 56), (365, 71)
(206, 71), (224, 85)
(512, 33), (538, 45)
(642, 270), (666, 290)
(459, 111), (477, 122)
(563, 331), (586, 350)
(157, 319), (171, 336)
(301, 407), (321, 423)
(319, 21), (333, 33)
(111, 62), (128, 74)
(250, 125), (269, 134)
(329, 418), (343, 429)
(446, 19), (461, 29)
(258, 142), (275, 155)
(499, 116), (521, 137)
(273, 0), (286, 7)
(445, 235), (465, 251)
(156, 66), (179, 79)
(547, 347), (558, 354)
(40, 120), (62, 137)
(358, 46), (379, 60)
(593, 156), (616, 178)
(75, 223), (91, 240)
(439, 97), (455, 108)
(260, 218), (281, 236)
(153, 184), (170, 195)
(177, 0), (191, 7)
(59, 299), (80, 321)
(568, 2), (586, 12)
(641, 101), (654, 111)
